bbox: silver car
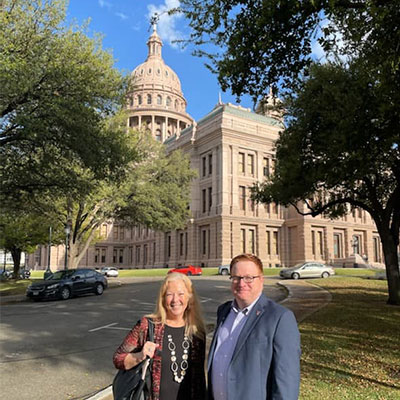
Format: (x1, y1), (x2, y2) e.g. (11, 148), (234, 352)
(279, 262), (335, 279)
(100, 267), (119, 277)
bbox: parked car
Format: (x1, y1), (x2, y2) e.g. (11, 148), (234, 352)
(0, 270), (12, 281)
(16, 268), (31, 279)
(26, 268), (108, 301)
(0, 268), (30, 280)
(100, 266), (119, 277)
(218, 265), (230, 275)
(168, 265), (202, 276)
(279, 262), (335, 280)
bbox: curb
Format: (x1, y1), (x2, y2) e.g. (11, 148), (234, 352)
(85, 386), (112, 400)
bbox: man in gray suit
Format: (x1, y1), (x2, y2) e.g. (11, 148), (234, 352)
(208, 254), (301, 400)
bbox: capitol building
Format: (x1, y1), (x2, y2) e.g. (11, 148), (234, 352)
(28, 27), (384, 271)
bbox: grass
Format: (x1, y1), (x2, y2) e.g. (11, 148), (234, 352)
(0, 279), (32, 296)
(334, 268), (377, 277)
(299, 277), (400, 399)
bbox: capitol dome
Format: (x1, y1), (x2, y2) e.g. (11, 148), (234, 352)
(127, 27), (193, 142)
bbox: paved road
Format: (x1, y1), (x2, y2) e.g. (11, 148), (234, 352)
(0, 277), (286, 400)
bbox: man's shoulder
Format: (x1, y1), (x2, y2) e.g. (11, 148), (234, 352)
(257, 294), (294, 318)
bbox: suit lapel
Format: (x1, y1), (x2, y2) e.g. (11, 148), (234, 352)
(230, 295), (268, 363)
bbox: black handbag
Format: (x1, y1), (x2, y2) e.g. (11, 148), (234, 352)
(112, 318), (154, 400)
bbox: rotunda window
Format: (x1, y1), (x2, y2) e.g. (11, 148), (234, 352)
(138, 95), (142, 105)
(174, 100), (178, 109)
(166, 97), (171, 107)
(165, 70), (169, 77)
(140, 69), (144, 75)
(147, 94), (152, 104)
(157, 95), (162, 105)
(157, 69), (161, 75)
(148, 68), (152, 74)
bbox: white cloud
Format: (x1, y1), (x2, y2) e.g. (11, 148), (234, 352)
(147, 0), (185, 49)
(115, 12), (128, 20)
(98, 0), (112, 9)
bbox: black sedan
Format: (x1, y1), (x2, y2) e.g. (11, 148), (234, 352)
(26, 268), (108, 301)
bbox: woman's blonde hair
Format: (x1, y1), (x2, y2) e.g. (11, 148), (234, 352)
(148, 272), (205, 339)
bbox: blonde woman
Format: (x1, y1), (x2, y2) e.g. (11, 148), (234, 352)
(113, 273), (206, 400)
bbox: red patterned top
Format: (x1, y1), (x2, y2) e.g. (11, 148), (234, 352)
(113, 317), (206, 400)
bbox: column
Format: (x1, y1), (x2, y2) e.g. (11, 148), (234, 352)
(212, 146), (218, 213)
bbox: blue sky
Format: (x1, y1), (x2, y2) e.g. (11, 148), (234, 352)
(66, 0), (255, 121)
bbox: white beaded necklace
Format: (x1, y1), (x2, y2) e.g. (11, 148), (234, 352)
(167, 333), (190, 383)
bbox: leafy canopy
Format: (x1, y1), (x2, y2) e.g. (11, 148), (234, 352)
(178, 0), (400, 102)
(0, 0), (129, 200)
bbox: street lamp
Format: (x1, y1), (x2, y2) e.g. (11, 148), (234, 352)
(44, 226), (53, 279)
(64, 221), (72, 270)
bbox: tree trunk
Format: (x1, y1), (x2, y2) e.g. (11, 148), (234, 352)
(69, 228), (98, 270)
(10, 246), (21, 278)
(381, 237), (400, 306)
(377, 226), (400, 306)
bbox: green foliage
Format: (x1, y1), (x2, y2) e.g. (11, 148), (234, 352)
(118, 144), (197, 231)
(0, 213), (50, 254)
(255, 61), (399, 217)
(0, 0), (129, 200)
(34, 129), (197, 269)
(253, 59), (400, 304)
(179, 0), (400, 101)
(0, 209), (63, 271)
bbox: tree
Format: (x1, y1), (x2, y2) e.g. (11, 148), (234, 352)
(0, 0), (128, 201)
(179, 0), (400, 305)
(253, 60), (400, 305)
(33, 129), (196, 270)
(0, 211), (62, 276)
(178, 0), (400, 101)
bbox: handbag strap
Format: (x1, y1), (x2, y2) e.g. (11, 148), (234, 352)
(146, 317), (154, 343)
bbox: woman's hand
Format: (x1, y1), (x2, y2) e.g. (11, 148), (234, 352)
(123, 341), (159, 369)
(138, 341), (159, 361)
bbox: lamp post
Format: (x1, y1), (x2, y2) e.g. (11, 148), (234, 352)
(44, 226), (52, 279)
(64, 221), (72, 270)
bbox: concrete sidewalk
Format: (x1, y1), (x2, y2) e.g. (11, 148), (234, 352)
(87, 278), (332, 400)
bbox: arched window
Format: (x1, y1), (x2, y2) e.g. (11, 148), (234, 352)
(157, 95), (162, 105)
(166, 97), (171, 107)
(147, 94), (152, 105)
(129, 97), (133, 107)
(174, 100), (178, 109)
(138, 95), (142, 105)
(155, 129), (162, 142)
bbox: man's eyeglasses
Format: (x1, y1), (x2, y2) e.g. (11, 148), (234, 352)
(229, 275), (262, 284)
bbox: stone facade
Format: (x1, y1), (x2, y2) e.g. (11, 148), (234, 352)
(27, 28), (384, 271)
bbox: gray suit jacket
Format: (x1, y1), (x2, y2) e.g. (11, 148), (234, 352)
(208, 294), (301, 400)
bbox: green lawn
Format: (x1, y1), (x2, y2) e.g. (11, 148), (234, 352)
(299, 277), (400, 399)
